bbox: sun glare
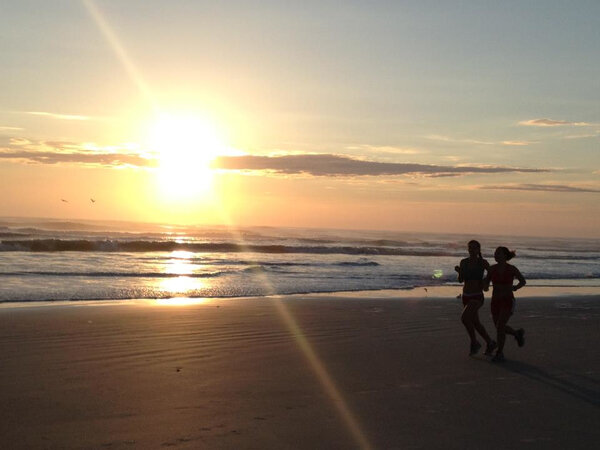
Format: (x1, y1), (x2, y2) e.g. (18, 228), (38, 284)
(148, 113), (227, 200)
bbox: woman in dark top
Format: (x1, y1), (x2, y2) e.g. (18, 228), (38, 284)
(455, 240), (496, 356)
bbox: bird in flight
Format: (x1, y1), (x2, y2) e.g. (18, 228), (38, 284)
(61, 199), (69, 203)
(90, 198), (96, 203)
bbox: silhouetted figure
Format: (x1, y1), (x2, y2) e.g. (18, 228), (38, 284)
(455, 240), (496, 356)
(484, 246), (526, 362)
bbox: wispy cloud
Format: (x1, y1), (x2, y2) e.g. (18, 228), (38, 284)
(425, 173), (463, 178)
(345, 145), (423, 155)
(564, 131), (600, 140)
(212, 154), (548, 177)
(519, 118), (591, 127)
(26, 111), (91, 121)
(0, 126), (24, 131)
(426, 134), (495, 145)
(480, 183), (600, 193)
(426, 135), (534, 146)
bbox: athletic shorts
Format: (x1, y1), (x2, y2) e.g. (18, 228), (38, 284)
(462, 292), (484, 307)
(491, 296), (514, 318)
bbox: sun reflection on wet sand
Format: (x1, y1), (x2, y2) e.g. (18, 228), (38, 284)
(154, 297), (209, 306)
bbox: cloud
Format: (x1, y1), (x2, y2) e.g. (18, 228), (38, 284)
(480, 183), (600, 193)
(0, 150), (153, 167)
(0, 137), (551, 178)
(0, 138), (155, 168)
(519, 118), (591, 127)
(0, 126), (24, 131)
(212, 154), (548, 177)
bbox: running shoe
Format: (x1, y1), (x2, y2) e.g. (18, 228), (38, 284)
(492, 352), (505, 363)
(469, 341), (482, 356)
(484, 340), (497, 356)
(515, 328), (525, 347)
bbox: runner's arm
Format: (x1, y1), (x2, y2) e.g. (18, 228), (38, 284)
(513, 267), (526, 291)
(455, 260), (464, 283)
(482, 266), (492, 291)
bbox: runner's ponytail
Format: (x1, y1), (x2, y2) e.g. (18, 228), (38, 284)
(497, 246), (516, 261)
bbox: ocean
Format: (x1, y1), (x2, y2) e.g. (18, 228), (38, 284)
(1, 218), (599, 303)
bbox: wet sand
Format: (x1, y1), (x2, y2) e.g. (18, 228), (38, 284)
(0, 294), (598, 449)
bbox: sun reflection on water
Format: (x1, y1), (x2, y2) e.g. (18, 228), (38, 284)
(157, 250), (206, 299)
(164, 250), (195, 275)
(160, 275), (202, 295)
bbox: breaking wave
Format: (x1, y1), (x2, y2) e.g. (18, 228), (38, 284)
(0, 238), (457, 256)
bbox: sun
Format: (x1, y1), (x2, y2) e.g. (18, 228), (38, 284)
(148, 113), (227, 200)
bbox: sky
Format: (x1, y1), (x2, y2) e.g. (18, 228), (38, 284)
(1, 0), (599, 237)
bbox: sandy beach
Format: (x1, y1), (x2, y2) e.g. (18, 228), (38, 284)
(1, 293), (598, 449)
(3, 0), (599, 448)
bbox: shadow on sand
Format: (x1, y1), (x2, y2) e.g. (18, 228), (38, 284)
(499, 359), (600, 408)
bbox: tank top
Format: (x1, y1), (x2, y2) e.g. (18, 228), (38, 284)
(460, 258), (485, 281)
(490, 264), (517, 285)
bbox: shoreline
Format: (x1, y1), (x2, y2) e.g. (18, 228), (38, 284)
(1, 284), (599, 309)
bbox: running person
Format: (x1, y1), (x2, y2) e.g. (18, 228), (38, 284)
(484, 246), (526, 362)
(455, 240), (496, 356)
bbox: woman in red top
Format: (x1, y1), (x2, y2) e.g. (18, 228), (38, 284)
(484, 246), (526, 362)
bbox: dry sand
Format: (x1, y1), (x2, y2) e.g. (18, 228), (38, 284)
(0, 294), (598, 449)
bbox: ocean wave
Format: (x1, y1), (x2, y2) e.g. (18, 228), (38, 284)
(0, 232), (32, 238)
(0, 270), (232, 278)
(0, 238), (458, 256)
(133, 256), (381, 268)
(3, 239), (599, 261)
